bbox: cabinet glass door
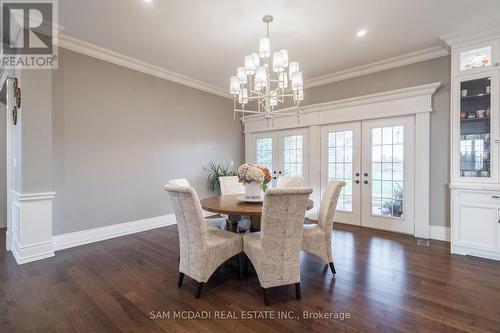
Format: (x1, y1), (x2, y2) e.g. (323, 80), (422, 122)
(459, 76), (494, 179)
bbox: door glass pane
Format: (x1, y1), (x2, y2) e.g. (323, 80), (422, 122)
(255, 137), (273, 173)
(459, 77), (491, 178)
(327, 130), (353, 212)
(282, 135), (303, 177)
(371, 126), (404, 218)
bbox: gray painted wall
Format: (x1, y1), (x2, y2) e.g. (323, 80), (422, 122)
(20, 69), (53, 193)
(52, 48), (244, 235)
(303, 56), (451, 227)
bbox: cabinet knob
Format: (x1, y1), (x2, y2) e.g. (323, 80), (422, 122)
(364, 180), (369, 185)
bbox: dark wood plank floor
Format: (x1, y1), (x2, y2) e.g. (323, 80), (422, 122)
(1, 224), (499, 333)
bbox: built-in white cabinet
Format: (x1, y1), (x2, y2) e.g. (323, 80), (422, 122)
(449, 34), (500, 260)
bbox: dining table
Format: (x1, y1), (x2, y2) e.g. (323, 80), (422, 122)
(200, 194), (314, 233)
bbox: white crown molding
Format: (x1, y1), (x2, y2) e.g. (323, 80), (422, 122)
(55, 34), (231, 99)
(441, 26), (500, 49)
(305, 46), (449, 88)
(53, 214), (177, 251)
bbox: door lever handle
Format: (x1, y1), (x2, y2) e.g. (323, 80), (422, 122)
(364, 180), (369, 185)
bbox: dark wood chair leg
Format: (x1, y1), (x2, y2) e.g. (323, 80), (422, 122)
(238, 253), (244, 279)
(295, 283), (301, 300)
(177, 272), (184, 287)
(262, 288), (269, 306)
(195, 282), (204, 299)
(178, 256), (180, 263)
(329, 262), (336, 275)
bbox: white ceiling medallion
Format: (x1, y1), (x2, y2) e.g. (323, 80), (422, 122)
(230, 15), (304, 123)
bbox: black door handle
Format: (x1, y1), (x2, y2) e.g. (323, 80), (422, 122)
(355, 180), (360, 184)
(364, 180), (369, 184)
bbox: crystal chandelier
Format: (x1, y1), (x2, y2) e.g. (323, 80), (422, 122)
(230, 15), (304, 121)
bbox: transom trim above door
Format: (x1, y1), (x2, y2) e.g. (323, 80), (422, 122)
(244, 82), (441, 239)
(242, 82), (441, 133)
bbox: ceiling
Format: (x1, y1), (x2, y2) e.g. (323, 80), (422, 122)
(59, 0), (500, 94)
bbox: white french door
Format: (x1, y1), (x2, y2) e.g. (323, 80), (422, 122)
(252, 128), (309, 186)
(361, 117), (415, 234)
(321, 122), (361, 225)
(321, 116), (415, 234)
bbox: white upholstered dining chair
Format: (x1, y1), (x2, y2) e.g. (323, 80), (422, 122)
(168, 178), (221, 221)
(276, 176), (303, 188)
(242, 187), (313, 305)
(302, 180), (344, 275)
(164, 184), (244, 298)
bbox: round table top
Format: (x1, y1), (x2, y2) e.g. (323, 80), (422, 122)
(200, 194), (314, 216)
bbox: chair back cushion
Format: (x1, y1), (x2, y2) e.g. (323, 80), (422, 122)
(168, 178), (190, 187)
(259, 187), (313, 287)
(276, 176), (303, 188)
(219, 176), (245, 195)
(318, 180), (345, 231)
(164, 184), (207, 281)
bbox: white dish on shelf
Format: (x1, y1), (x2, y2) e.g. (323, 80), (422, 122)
(236, 195), (263, 203)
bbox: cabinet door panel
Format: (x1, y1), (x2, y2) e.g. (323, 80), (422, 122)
(456, 203), (498, 251)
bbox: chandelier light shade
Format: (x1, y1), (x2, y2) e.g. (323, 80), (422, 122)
(230, 76), (240, 95)
(259, 38), (271, 58)
(237, 67), (247, 84)
(230, 15), (304, 121)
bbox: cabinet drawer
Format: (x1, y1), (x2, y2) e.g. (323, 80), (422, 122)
(457, 190), (500, 204)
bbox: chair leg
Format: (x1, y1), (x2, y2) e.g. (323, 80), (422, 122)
(177, 272), (184, 287)
(238, 253), (244, 279)
(195, 282), (204, 299)
(329, 262), (336, 275)
(294, 283), (301, 300)
(262, 288), (269, 306)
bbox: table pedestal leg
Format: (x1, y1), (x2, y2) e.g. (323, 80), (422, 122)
(250, 216), (261, 232)
(227, 215), (239, 233)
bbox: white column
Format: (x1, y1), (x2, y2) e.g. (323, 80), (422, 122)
(414, 112), (431, 238)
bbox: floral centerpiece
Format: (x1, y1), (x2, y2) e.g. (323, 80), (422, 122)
(237, 164), (272, 199)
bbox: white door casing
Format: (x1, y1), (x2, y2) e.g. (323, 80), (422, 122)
(243, 83), (439, 237)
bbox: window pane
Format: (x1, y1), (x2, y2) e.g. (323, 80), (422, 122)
(283, 135), (303, 177)
(371, 125), (405, 218)
(326, 130), (354, 212)
(255, 137), (273, 172)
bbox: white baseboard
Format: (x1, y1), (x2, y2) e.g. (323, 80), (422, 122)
(53, 214), (177, 251)
(429, 225), (451, 242)
(11, 239), (55, 264)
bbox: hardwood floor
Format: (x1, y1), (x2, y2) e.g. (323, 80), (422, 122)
(1, 224), (499, 333)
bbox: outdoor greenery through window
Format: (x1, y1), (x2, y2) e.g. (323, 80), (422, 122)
(371, 126), (404, 218)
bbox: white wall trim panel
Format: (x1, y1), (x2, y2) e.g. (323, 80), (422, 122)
(429, 225), (451, 242)
(10, 191), (55, 264)
(243, 82), (441, 133)
(53, 214), (177, 252)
